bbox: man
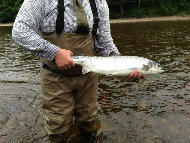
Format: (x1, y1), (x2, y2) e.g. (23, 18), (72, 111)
(12, 0), (145, 142)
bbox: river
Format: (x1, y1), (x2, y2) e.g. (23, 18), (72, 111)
(0, 20), (190, 143)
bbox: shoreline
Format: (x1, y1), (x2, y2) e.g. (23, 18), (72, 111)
(1, 15), (190, 26)
(109, 15), (190, 23)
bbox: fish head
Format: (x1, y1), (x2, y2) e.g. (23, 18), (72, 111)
(142, 61), (164, 74)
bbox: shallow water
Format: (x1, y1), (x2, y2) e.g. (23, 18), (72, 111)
(0, 20), (190, 143)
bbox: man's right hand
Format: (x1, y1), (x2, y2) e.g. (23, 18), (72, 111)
(55, 49), (75, 70)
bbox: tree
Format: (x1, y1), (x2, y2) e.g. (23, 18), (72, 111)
(0, 0), (23, 22)
(138, 0), (141, 8)
(120, 0), (124, 16)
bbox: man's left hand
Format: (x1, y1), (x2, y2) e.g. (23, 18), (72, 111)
(109, 52), (146, 80)
(127, 70), (146, 80)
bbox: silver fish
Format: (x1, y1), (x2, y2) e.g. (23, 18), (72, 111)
(72, 56), (164, 76)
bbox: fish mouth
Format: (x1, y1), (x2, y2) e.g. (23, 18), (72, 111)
(159, 69), (164, 73)
(158, 65), (164, 73)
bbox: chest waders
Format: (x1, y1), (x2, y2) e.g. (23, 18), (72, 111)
(40, 0), (99, 75)
(40, 0), (101, 139)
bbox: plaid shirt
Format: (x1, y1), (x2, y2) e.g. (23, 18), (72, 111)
(12, 0), (120, 61)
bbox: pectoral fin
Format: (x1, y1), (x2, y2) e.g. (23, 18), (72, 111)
(82, 67), (90, 74)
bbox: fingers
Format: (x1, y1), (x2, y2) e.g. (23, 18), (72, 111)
(127, 70), (138, 79)
(140, 75), (146, 79)
(69, 57), (75, 67)
(59, 58), (75, 70)
(59, 64), (72, 70)
(137, 71), (142, 79)
(55, 49), (75, 70)
(127, 70), (146, 80)
(69, 51), (73, 56)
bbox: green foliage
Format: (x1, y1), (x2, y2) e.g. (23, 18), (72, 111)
(146, 7), (158, 17)
(109, 0), (190, 18)
(179, 0), (190, 12)
(0, 0), (23, 23)
(109, 11), (118, 19)
(125, 8), (146, 18)
(0, 0), (190, 22)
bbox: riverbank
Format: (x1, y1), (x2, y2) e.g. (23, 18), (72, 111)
(1, 15), (190, 26)
(110, 15), (190, 23)
(0, 22), (14, 26)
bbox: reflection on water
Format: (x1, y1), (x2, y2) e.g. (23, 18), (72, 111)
(0, 27), (41, 83)
(0, 20), (190, 142)
(98, 20), (190, 143)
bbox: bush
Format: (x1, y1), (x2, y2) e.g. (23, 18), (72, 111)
(159, 5), (178, 16)
(125, 8), (139, 18)
(109, 11), (119, 19)
(0, 0), (23, 23)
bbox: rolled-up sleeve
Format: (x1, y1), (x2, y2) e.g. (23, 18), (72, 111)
(95, 0), (120, 56)
(12, 0), (60, 61)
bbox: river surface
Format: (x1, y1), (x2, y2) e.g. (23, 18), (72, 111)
(0, 20), (190, 143)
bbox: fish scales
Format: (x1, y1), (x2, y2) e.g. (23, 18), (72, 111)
(72, 56), (164, 76)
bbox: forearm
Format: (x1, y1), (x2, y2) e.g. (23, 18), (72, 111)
(12, 24), (60, 61)
(94, 0), (120, 56)
(12, 0), (59, 61)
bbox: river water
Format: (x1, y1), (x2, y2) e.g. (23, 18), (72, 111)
(0, 20), (190, 143)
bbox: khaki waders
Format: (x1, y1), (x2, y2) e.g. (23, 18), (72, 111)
(40, 31), (99, 135)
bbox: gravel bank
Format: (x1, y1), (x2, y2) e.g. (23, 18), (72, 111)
(1, 15), (190, 26)
(110, 15), (190, 23)
(0, 22), (14, 26)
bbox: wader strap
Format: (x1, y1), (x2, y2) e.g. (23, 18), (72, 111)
(89, 0), (99, 38)
(56, 0), (65, 35)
